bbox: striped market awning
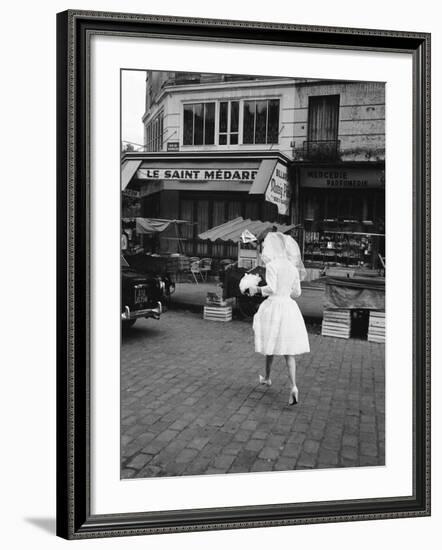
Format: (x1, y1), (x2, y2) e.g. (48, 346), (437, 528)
(198, 217), (295, 243)
(122, 217), (190, 234)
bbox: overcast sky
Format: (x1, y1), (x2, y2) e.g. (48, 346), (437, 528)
(122, 70), (147, 148)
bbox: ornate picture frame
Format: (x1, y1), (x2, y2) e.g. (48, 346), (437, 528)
(56, 10), (430, 539)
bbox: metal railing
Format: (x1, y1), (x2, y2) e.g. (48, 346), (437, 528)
(302, 140), (340, 161)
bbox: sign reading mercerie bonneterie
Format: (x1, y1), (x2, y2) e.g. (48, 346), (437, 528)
(137, 168), (258, 181)
(300, 167), (385, 188)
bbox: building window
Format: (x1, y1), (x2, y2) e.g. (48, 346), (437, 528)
(146, 111), (164, 151)
(219, 101), (239, 145)
(307, 95), (340, 142)
(183, 103), (215, 145)
(243, 99), (279, 144)
(304, 95), (340, 160)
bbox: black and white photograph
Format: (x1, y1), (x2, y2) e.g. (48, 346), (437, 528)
(120, 70), (386, 479)
(1, 0), (437, 545)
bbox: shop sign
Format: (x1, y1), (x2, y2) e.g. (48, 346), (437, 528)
(137, 168), (258, 182)
(122, 188), (140, 198)
(167, 142), (179, 151)
(300, 166), (385, 188)
(265, 162), (291, 215)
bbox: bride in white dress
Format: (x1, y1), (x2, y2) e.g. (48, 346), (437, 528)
(251, 232), (310, 405)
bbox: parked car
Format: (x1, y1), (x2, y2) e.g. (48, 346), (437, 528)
(121, 255), (174, 328)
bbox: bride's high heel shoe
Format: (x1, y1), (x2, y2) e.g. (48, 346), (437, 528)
(259, 375), (272, 386)
(288, 385), (299, 406)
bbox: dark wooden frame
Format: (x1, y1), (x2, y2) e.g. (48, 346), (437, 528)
(56, 9), (431, 539)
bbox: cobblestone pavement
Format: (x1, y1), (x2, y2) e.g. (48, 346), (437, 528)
(121, 310), (385, 479)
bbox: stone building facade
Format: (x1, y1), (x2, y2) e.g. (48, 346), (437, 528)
(122, 72), (385, 269)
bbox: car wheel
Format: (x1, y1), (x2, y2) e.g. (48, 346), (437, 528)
(122, 319), (136, 329)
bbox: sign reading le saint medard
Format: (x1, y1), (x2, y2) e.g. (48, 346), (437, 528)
(136, 161), (291, 215)
(137, 168), (258, 181)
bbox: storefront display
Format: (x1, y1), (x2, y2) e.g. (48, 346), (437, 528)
(122, 151), (291, 258)
(298, 162), (385, 270)
(303, 230), (384, 269)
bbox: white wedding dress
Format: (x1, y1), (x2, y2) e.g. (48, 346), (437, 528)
(253, 258), (310, 356)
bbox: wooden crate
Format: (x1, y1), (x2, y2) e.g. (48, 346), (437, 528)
(368, 311), (385, 343)
(321, 309), (351, 339)
(203, 305), (232, 322)
(206, 292), (228, 307)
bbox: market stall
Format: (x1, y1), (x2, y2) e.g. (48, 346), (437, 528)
(121, 217), (192, 280)
(322, 275), (385, 341)
(198, 217), (296, 317)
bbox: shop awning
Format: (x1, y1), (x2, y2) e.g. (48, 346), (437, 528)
(198, 217), (295, 243)
(124, 153), (290, 196)
(122, 217), (190, 234)
(248, 159), (278, 194)
(121, 159), (142, 190)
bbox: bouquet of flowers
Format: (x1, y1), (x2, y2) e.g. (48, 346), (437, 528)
(239, 273), (261, 296)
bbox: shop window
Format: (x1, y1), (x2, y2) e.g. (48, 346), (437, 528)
(212, 242), (225, 257)
(244, 201), (259, 220)
(197, 200), (209, 234)
(351, 194), (365, 221)
(262, 201), (279, 223)
(213, 200), (226, 227)
(304, 196), (317, 221)
(179, 199), (194, 256)
(183, 103), (215, 145)
(142, 193), (160, 219)
(228, 201), (242, 220)
(339, 195), (352, 220)
(180, 200), (194, 239)
(219, 101), (239, 145)
(243, 99), (280, 144)
(196, 200), (209, 255)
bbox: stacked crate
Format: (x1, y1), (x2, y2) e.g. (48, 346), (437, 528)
(368, 310), (386, 343)
(203, 292), (232, 322)
(172, 255), (190, 283)
(321, 309), (351, 339)
(166, 255), (179, 274)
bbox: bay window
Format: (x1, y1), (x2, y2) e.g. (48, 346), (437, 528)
(146, 111), (164, 151)
(219, 101), (239, 145)
(243, 99), (279, 144)
(182, 98), (280, 146)
(183, 103), (215, 145)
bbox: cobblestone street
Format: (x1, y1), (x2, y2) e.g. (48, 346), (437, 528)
(121, 309), (385, 479)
